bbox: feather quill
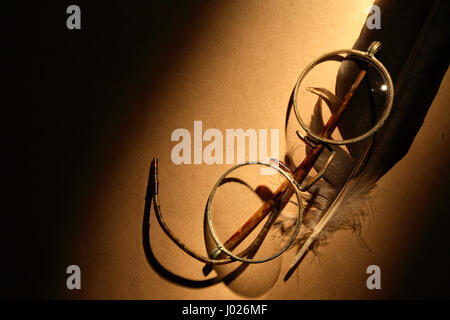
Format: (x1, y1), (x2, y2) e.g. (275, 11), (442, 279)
(279, 0), (449, 276)
(281, 95), (376, 262)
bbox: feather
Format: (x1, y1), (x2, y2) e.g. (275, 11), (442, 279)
(279, 96), (376, 256)
(284, 140), (374, 280)
(279, 0), (449, 276)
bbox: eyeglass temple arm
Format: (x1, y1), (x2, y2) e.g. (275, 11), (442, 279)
(150, 157), (284, 266)
(150, 158), (233, 265)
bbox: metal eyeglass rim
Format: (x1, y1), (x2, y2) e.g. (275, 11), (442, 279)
(205, 161), (303, 264)
(292, 45), (394, 145)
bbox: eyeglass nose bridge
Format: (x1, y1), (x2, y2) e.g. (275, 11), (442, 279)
(298, 149), (336, 192)
(280, 130), (336, 192)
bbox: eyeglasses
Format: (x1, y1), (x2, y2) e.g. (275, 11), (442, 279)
(150, 41), (394, 281)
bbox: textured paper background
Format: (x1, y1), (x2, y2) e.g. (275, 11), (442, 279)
(5, 1), (449, 299)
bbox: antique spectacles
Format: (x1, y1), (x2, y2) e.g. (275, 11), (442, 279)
(149, 41), (394, 280)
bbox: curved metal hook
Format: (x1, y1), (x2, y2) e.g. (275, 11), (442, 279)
(150, 158), (303, 267)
